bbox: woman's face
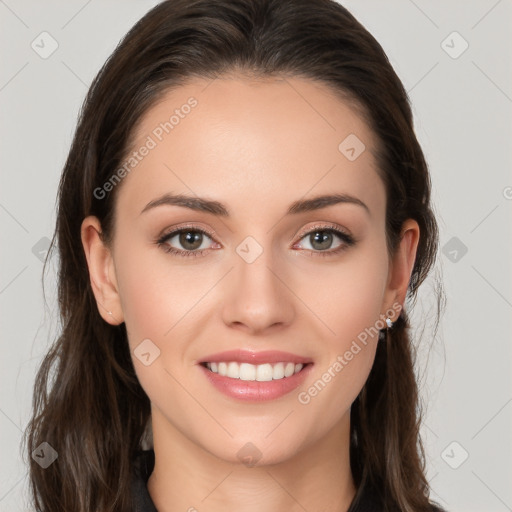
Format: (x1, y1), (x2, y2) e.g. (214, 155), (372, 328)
(82, 75), (417, 465)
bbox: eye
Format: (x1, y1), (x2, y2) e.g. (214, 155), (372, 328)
(293, 224), (355, 257)
(156, 226), (218, 258)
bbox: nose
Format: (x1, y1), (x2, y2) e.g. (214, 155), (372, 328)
(221, 244), (295, 335)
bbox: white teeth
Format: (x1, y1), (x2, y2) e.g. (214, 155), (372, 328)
(284, 362), (295, 377)
(218, 362), (227, 376)
(256, 363), (273, 382)
(239, 363), (256, 381)
(273, 362), (285, 380)
(205, 361), (305, 381)
(227, 362), (239, 378)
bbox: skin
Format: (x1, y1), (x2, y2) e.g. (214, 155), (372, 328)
(81, 75), (419, 512)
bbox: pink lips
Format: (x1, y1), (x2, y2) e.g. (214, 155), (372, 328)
(197, 349), (314, 402)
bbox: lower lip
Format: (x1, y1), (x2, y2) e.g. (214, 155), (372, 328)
(198, 363), (313, 402)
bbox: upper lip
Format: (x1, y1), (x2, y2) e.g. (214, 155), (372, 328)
(198, 349), (313, 365)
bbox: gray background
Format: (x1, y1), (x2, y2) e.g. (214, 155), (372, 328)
(1, 1), (511, 511)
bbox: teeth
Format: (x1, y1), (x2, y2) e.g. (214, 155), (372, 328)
(205, 361), (304, 381)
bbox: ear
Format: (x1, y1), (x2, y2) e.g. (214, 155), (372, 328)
(382, 218), (420, 321)
(80, 216), (124, 325)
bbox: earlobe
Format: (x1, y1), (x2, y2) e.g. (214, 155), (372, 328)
(383, 219), (420, 320)
(80, 216), (124, 325)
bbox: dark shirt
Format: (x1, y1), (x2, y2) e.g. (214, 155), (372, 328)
(131, 449), (442, 512)
(132, 449), (158, 512)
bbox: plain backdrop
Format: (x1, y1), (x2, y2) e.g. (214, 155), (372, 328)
(1, 1), (511, 511)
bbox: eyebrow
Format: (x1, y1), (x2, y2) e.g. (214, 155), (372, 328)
(140, 192), (370, 217)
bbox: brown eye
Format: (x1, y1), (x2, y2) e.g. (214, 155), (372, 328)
(157, 228), (215, 257)
(294, 225), (355, 257)
(308, 230), (335, 251)
(176, 231), (204, 251)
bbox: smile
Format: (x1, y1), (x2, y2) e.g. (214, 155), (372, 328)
(197, 349), (313, 401)
(202, 361), (305, 381)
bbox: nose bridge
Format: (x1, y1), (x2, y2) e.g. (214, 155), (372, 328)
(222, 234), (295, 333)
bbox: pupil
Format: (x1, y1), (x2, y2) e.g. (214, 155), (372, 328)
(312, 231), (332, 250)
(180, 231), (202, 250)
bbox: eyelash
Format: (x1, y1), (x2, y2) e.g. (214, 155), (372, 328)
(155, 223), (356, 259)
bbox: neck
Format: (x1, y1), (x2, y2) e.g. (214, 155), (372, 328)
(147, 406), (357, 512)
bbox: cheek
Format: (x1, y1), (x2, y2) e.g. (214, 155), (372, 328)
(294, 236), (389, 344)
(292, 238), (388, 414)
(114, 237), (205, 341)
(113, 248), (207, 406)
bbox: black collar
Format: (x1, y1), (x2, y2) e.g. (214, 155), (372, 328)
(131, 449), (158, 512)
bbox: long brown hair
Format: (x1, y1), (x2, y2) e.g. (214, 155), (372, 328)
(23, 1), (445, 510)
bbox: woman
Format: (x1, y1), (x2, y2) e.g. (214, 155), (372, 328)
(24, 0), (446, 510)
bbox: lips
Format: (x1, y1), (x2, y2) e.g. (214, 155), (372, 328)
(197, 349), (314, 401)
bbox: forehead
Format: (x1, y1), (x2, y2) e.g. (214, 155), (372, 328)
(115, 75), (384, 222)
